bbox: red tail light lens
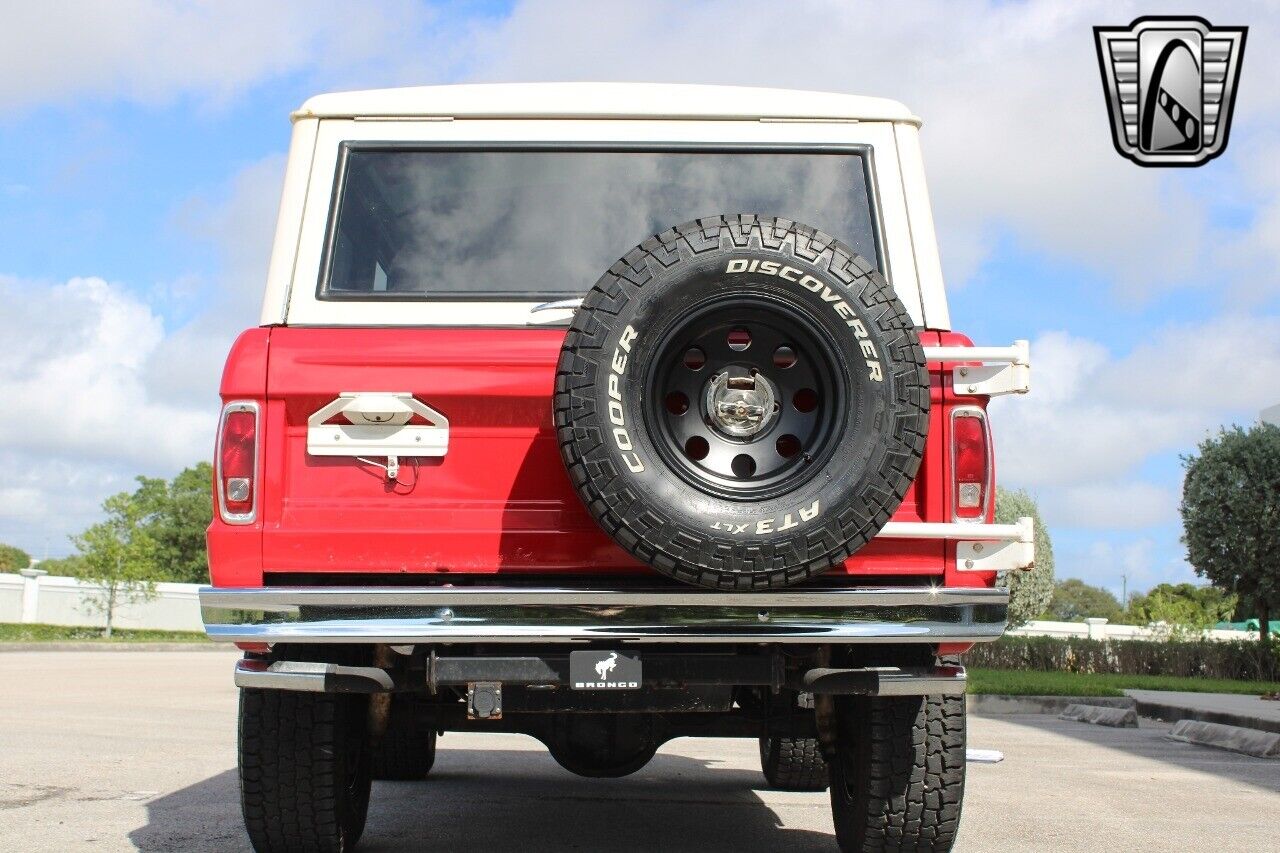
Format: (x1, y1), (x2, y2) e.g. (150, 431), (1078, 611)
(953, 410), (989, 520)
(219, 404), (258, 522)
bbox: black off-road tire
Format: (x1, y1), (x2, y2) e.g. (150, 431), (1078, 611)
(828, 693), (967, 852)
(555, 215), (928, 590)
(371, 695), (438, 781)
(239, 689), (373, 853)
(760, 736), (829, 791)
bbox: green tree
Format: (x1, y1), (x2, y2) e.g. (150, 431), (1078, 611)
(132, 462), (214, 583)
(1127, 582), (1238, 636)
(1181, 423), (1280, 644)
(994, 487), (1055, 626)
(72, 490), (161, 637)
(36, 555), (87, 576)
(0, 543), (31, 571)
(1045, 578), (1124, 622)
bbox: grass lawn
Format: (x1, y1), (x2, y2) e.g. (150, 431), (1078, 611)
(968, 667), (1280, 697)
(0, 623), (208, 643)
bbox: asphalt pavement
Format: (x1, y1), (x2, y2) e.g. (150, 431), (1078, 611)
(0, 650), (1275, 852)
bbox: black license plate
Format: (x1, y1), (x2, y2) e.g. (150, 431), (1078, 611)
(570, 651), (642, 690)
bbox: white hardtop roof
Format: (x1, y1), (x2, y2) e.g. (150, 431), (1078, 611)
(295, 83), (918, 125)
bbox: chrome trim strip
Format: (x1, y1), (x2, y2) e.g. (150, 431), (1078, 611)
(875, 665), (967, 696)
(233, 659), (395, 691)
(949, 405), (993, 524)
(201, 585), (1008, 645)
(201, 585), (1005, 609)
(214, 401), (259, 525)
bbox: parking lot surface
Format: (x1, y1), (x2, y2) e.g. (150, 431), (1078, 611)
(1, 650), (1275, 852)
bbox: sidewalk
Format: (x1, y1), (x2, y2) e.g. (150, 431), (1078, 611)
(1124, 690), (1280, 735)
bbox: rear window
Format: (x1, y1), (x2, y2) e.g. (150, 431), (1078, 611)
(321, 147), (881, 301)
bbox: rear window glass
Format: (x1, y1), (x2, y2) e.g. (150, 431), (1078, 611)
(321, 148), (881, 300)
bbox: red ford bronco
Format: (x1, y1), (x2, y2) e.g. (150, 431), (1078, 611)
(203, 83), (1033, 852)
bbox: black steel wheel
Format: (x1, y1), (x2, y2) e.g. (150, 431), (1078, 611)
(556, 215), (929, 590)
(647, 297), (844, 501)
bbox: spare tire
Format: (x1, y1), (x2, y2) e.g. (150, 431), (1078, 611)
(554, 215), (928, 590)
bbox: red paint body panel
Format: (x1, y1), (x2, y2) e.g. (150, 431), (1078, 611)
(207, 329), (271, 587)
(933, 331), (998, 590)
(208, 326), (996, 590)
(218, 328), (271, 399)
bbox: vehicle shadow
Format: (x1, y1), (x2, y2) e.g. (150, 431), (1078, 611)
(128, 742), (836, 852)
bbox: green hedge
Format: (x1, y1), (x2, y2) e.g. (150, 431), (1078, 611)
(966, 634), (1279, 682)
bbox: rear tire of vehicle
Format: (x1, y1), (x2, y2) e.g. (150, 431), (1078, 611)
(555, 215), (929, 590)
(239, 689), (373, 853)
(828, 693), (966, 852)
(544, 714), (660, 778)
(371, 695), (437, 781)
(760, 736), (829, 791)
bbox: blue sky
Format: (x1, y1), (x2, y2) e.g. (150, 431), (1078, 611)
(1, 1), (1277, 601)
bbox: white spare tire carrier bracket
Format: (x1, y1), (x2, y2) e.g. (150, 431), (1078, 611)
(307, 392), (449, 479)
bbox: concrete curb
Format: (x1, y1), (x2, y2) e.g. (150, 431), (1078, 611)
(0, 642), (226, 653)
(971, 692), (1280, 743)
(1128, 695), (1280, 736)
(1167, 719), (1280, 758)
(1059, 703), (1138, 728)
(968, 694), (1135, 716)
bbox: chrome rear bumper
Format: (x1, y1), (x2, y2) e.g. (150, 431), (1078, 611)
(232, 656), (969, 696)
(200, 585), (1008, 645)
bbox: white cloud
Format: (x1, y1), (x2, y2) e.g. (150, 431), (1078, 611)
(0, 453), (138, 555)
(1057, 535), (1198, 598)
(147, 155), (286, 409)
(0, 1), (449, 110)
(7, 1), (1276, 303)
(991, 316), (1280, 536)
(0, 147), (286, 555)
(997, 317), (1280, 482)
(0, 276), (211, 468)
(5, 0), (1280, 581)
(0, 276), (216, 553)
(448, 0), (1280, 300)
(1038, 483), (1178, 530)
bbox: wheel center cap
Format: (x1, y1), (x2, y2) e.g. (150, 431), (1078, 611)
(705, 370), (778, 438)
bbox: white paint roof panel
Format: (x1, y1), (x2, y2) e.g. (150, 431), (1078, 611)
(296, 83), (917, 124)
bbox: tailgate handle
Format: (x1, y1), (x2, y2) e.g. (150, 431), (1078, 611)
(307, 392), (449, 479)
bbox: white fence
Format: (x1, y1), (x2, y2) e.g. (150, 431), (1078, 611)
(0, 570), (204, 632)
(1, 571), (1262, 641)
(1010, 618), (1256, 643)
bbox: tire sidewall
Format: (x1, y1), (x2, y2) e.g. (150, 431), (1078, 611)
(565, 224), (923, 576)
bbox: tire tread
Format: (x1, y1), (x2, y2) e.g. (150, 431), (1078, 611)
(555, 215), (929, 590)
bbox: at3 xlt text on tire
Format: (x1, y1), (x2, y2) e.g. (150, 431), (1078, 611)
(555, 214), (929, 590)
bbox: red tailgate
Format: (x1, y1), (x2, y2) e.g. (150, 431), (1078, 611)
(254, 327), (943, 580)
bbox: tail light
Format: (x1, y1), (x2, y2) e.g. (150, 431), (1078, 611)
(952, 407), (990, 521)
(217, 401), (259, 523)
